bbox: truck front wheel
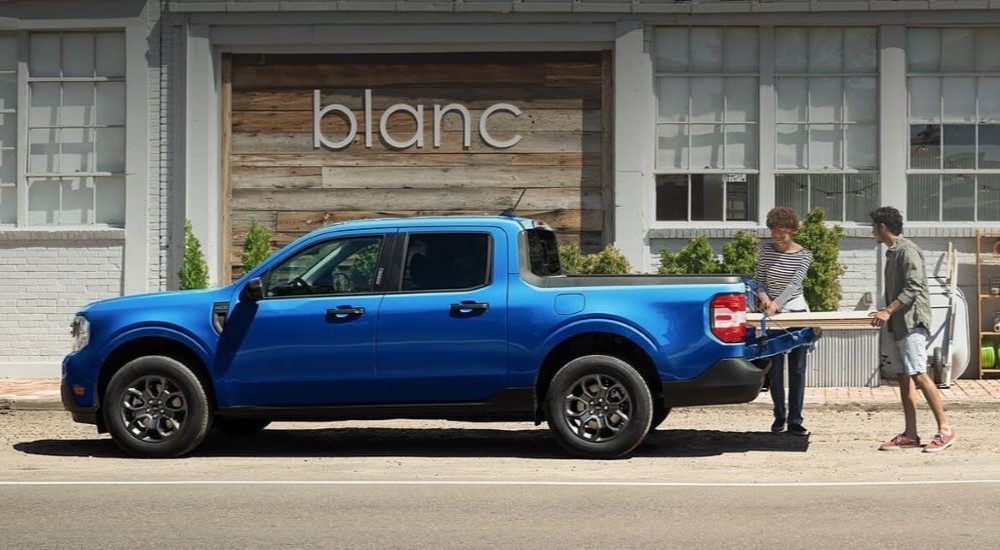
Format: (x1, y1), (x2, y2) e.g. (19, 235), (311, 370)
(545, 354), (653, 459)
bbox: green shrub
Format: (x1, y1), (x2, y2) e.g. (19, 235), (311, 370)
(559, 244), (631, 274)
(794, 208), (845, 312)
(658, 236), (720, 275)
(720, 231), (760, 275)
(241, 221), (273, 272)
(178, 219), (209, 290)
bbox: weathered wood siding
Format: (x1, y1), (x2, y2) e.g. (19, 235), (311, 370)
(227, 52), (608, 277)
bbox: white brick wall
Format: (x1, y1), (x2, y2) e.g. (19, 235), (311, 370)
(0, 240), (124, 373)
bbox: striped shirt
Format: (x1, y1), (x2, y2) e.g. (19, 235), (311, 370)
(754, 243), (813, 310)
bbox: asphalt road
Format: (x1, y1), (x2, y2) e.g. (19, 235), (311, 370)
(2, 407), (999, 548)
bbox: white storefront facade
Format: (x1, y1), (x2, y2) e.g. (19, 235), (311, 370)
(1, 0), (999, 377)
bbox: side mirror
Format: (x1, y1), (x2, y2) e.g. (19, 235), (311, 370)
(242, 277), (265, 301)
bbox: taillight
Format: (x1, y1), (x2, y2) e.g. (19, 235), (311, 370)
(710, 293), (747, 344)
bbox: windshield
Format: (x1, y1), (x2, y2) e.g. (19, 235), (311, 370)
(526, 229), (562, 276)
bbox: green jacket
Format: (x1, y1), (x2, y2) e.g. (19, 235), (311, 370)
(883, 236), (933, 340)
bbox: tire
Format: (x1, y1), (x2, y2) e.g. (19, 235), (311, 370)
(544, 354), (653, 459)
(214, 418), (271, 437)
(103, 356), (212, 458)
(649, 402), (672, 432)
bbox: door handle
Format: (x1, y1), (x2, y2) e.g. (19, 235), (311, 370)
(450, 301), (489, 313)
(326, 306), (365, 319)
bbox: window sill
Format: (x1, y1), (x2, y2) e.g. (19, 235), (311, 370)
(0, 226), (126, 242)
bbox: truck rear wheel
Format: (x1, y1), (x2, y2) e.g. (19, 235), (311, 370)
(545, 354), (653, 459)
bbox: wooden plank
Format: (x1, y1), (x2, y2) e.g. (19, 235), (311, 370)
(232, 109), (602, 134)
(318, 166), (601, 189)
(231, 166), (324, 189)
(232, 87), (602, 111)
(221, 54), (234, 284)
(232, 62), (552, 89)
(600, 49), (614, 246)
(747, 311), (879, 330)
(544, 61), (603, 87)
(231, 187), (603, 212)
(231, 152), (601, 168)
(273, 209), (604, 233)
(232, 131), (602, 155)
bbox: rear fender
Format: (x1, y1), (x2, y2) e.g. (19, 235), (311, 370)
(538, 318), (660, 363)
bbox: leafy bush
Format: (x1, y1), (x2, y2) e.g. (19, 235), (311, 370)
(793, 208), (845, 312)
(241, 221), (273, 272)
(178, 220), (209, 290)
(658, 236), (720, 275)
(720, 231), (760, 275)
(559, 244), (631, 274)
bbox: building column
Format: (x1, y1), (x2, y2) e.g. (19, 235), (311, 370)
(123, 24), (150, 295)
(758, 26), (776, 221)
(879, 26), (907, 218)
(613, 20), (655, 272)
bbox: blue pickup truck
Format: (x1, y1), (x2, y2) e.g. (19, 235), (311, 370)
(63, 215), (814, 459)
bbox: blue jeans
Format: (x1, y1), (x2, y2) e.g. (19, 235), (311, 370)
(770, 345), (808, 427)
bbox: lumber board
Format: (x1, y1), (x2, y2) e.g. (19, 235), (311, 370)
(747, 311), (880, 330)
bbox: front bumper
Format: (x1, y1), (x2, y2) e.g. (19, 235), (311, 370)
(61, 380), (98, 426)
(661, 357), (771, 407)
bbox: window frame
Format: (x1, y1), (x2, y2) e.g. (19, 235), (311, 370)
(395, 231), (495, 294)
(261, 233), (389, 300)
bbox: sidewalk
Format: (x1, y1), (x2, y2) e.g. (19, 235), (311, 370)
(2, 378), (999, 412)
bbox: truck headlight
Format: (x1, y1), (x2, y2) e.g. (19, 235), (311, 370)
(71, 315), (90, 352)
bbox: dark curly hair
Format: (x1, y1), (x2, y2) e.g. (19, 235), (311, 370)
(766, 207), (800, 231)
(870, 206), (903, 236)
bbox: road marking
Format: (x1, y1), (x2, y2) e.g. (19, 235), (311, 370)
(1, 480), (1000, 487)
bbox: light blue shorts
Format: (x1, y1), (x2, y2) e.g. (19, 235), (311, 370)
(886, 326), (930, 376)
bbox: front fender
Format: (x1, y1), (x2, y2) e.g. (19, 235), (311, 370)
(98, 324), (214, 370)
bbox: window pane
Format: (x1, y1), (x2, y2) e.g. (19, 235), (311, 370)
(657, 78), (688, 123)
(690, 124), (722, 169)
(0, 112), (14, 149)
(61, 83), (94, 127)
(95, 176), (125, 226)
(725, 174), (757, 222)
(909, 77), (940, 122)
(775, 28), (808, 73)
(0, 186), (14, 224)
(942, 174), (974, 221)
(907, 28), (941, 72)
(809, 29), (843, 73)
(978, 174), (1000, 222)
(845, 173), (879, 223)
(980, 125), (1000, 169)
(942, 77), (975, 122)
(977, 29), (1000, 72)
(0, 148), (14, 184)
(776, 124), (807, 169)
(845, 77), (877, 123)
(908, 175), (940, 221)
(29, 83), (60, 126)
(942, 125), (975, 170)
(60, 177), (94, 225)
(29, 129), (59, 173)
(775, 174), (809, 219)
(846, 124), (877, 170)
(656, 124), (688, 170)
(95, 127), (125, 173)
(690, 28), (723, 72)
(725, 78), (756, 123)
(809, 124), (843, 170)
(725, 124), (756, 169)
(691, 174), (724, 222)
(27, 178), (59, 224)
(691, 77), (723, 122)
(809, 78), (843, 123)
(0, 73), (15, 111)
(941, 29), (975, 73)
(776, 78), (807, 123)
(979, 78), (1000, 122)
(29, 34), (60, 77)
(725, 28), (758, 73)
(95, 33), (125, 78)
(844, 28), (877, 73)
(60, 128), (93, 173)
(656, 175), (688, 221)
(910, 124), (941, 170)
(0, 35), (16, 71)
(62, 33), (95, 78)
(811, 174), (843, 221)
(655, 28), (688, 72)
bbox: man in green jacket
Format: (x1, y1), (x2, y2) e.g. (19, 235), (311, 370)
(869, 206), (956, 453)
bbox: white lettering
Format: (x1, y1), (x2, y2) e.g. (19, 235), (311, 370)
(380, 104), (424, 150)
(479, 103), (522, 149)
(313, 89), (357, 150)
(433, 104), (471, 149)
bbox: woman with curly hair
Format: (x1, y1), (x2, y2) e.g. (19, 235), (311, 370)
(754, 207), (813, 436)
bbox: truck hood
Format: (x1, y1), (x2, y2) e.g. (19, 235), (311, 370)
(80, 287), (234, 315)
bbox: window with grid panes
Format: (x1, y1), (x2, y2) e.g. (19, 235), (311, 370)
(26, 31), (125, 226)
(907, 28), (1000, 223)
(773, 28), (880, 223)
(0, 34), (16, 224)
(654, 27), (759, 222)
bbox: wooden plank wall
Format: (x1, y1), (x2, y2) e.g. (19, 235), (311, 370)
(227, 52), (608, 278)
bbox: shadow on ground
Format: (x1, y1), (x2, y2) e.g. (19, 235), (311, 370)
(12, 426), (809, 459)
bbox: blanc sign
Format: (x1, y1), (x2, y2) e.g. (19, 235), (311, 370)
(313, 89), (523, 151)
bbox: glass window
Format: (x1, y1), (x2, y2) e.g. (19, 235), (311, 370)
(402, 233), (491, 291)
(526, 229), (562, 277)
(265, 236), (384, 298)
(778, 173), (878, 223)
(655, 27), (758, 222)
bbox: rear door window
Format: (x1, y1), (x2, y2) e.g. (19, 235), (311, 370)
(401, 233), (491, 291)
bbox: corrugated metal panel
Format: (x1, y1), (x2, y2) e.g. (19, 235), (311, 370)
(806, 329), (881, 388)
